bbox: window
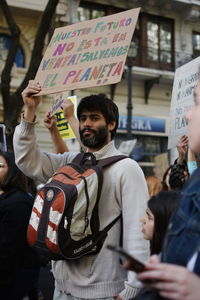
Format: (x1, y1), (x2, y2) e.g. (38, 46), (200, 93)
(78, 1), (120, 21)
(78, 1), (106, 21)
(127, 22), (140, 61)
(0, 33), (25, 67)
(78, 6), (106, 22)
(130, 14), (174, 71)
(192, 32), (200, 59)
(78, 4), (175, 71)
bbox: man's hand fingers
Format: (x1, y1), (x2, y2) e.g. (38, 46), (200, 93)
(22, 80), (41, 96)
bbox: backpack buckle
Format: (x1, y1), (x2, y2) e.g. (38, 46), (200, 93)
(80, 152), (97, 166)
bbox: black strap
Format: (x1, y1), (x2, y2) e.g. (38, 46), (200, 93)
(72, 153), (127, 168)
(120, 215), (123, 247)
(97, 155), (127, 168)
(72, 153), (96, 166)
(98, 214), (122, 238)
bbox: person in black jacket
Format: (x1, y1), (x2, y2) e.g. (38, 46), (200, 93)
(0, 151), (41, 300)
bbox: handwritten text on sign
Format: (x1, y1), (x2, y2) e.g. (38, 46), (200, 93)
(35, 8), (140, 95)
(168, 56), (200, 149)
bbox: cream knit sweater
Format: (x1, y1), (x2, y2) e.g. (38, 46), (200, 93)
(13, 118), (149, 299)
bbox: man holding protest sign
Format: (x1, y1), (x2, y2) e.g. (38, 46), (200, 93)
(13, 80), (149, 300)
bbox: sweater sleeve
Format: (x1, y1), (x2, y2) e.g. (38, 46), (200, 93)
(117, 159), (150, 299)
(13, 117), (77, 183)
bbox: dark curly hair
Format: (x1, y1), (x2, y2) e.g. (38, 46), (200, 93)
(169, 163), (189, 191)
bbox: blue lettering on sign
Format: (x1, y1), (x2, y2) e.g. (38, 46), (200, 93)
(118, 115), (165, 133)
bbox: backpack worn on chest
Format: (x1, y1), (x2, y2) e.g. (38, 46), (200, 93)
(27, 152), (127, 260)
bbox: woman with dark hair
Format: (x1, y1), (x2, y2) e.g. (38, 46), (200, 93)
(0, 151), (41, 299)
(140, 191), (180, 254)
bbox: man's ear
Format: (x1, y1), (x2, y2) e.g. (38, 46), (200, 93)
(108, 121), (116, 132)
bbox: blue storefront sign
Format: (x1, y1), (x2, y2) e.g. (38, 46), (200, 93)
(118, 115), (165, 133)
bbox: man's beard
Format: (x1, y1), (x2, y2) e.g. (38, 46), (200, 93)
(79, 125), (109, 148)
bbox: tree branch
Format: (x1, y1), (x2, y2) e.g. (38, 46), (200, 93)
(17, 0), (60, 97)
(0, 0), (60, 148)
(0, 0), (20, 104)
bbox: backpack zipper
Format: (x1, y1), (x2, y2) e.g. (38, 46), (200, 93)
(79, 176), (90, 234)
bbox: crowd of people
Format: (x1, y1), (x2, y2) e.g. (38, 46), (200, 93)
(0, 79), (199, 300)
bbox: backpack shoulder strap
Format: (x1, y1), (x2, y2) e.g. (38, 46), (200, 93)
(71, 153), (128, 168)
(72, 152), (97, 166)
(97, 155), (128, 168)
(97, 214), (122, 241)
(71, 153), (85, 165)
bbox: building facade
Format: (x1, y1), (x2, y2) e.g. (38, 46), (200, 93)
(0, 0), (200, 175)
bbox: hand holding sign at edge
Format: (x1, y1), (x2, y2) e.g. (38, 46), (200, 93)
(44, 111), (69, 154)
(44, 112), (57, 131)
(176, 135), (188, 164)
(61, 99), (74, 120)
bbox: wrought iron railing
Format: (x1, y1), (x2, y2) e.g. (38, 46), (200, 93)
(126, 45), (199, 71)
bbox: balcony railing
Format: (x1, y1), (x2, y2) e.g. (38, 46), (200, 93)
(126, 45), (199, 71)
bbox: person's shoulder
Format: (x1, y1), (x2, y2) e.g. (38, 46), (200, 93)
(112, 155), (140, 168)
(3, 188), (25, 198)
(1, 189), (33, 216)
(41, 151), (80, 171)
(5, 189), (33, 204)
(110, 155), (144, 176)
(49, 151), (80, 163)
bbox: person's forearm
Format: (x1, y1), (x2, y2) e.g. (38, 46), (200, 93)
(188, 148), (196, 162)
(50, 128), (69, 154)
(177, 152), (186, 164)
(24, 106), (37, 122)
(67, 115), (86, 151)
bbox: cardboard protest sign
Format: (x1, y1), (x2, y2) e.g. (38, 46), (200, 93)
(118, 139), (137, 155)
(55, 95), (77, 140)
(51, 91), (70, 114)
(154, 152), (169, 180)
(168, 56), (200, 149)
(35, 8), (140, 95)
